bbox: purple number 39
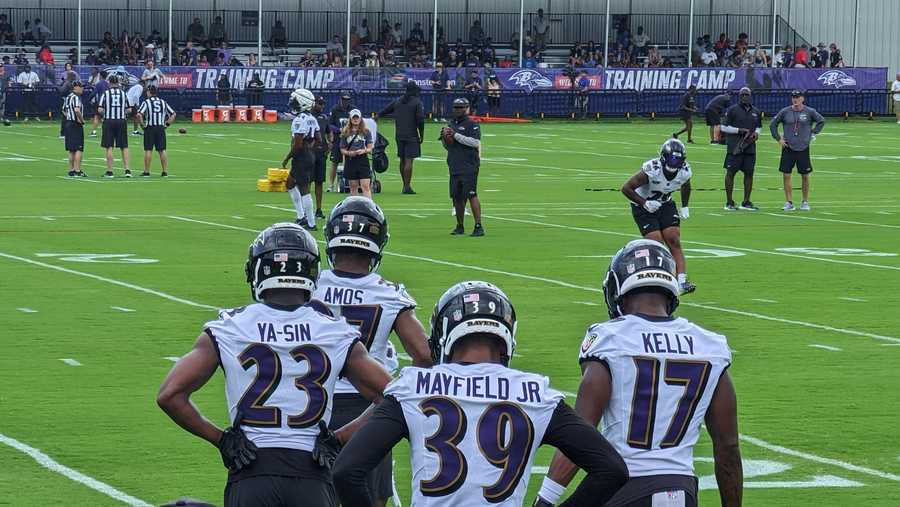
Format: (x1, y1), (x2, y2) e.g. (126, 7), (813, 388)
(627, 358), (711, 449)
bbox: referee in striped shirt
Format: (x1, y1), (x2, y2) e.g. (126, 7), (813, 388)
(63, 81), (87, 177)
(97, 75), (132, 178)
(136, 85), (175, 177)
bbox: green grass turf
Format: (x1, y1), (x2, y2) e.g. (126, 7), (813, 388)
(1, 117), (899, 506)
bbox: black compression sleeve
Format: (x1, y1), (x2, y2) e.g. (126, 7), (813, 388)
(542, 401), (629, 507)
(333, 396), (409, 507)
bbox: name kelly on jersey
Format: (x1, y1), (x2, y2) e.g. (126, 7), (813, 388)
(413, 370), (544, 403)
(643, 332), (695, 355)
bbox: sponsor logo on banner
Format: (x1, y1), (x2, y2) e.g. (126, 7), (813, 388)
(508, 69), (554, 92)
(817, 70), (857, 89)
(159, 72), (193, 88)
(554, 74), (602, 89)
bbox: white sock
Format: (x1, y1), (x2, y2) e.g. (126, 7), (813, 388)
(302, 193), (315, 227)
(677, 273), (687, 284)
(288, 187), (304, 220)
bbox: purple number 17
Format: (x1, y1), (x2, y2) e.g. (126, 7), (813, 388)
(627, 358), (712, 450)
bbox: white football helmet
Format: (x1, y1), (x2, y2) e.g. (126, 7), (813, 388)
(289, 88), (315, 113)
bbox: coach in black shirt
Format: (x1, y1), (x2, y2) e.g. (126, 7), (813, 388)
(378, 80), (425, 194)
(328, 93), (355, 192)
(442, 98), (483, 237)
(704, 91), (731, 144)
(720, 87), (761, 210)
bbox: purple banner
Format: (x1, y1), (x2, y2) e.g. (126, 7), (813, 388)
(32, 64), (887, 93)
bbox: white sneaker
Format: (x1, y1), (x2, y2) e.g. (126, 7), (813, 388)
(783, 201), (795, 211)
(800, 201), (810, 211)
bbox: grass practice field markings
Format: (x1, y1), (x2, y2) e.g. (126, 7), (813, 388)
(808, 344), (843, 352)
(164, 356), (181, 362)
(0, 433), (153, 507)
(111, 306), (136, 312)
(839, 297), (868, 302)
(751, 298), (779, 304)
(59, 358), (83, 366)
(764, 212), (900, 229)
(16, 307), (38, 313)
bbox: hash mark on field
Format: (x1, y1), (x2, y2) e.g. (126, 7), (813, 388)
(407, 214), (428, 219)
(17, 307), (38, 313)
(809, 344), (842, 352)
(41, 216), (55, 221)
(820, 212), (838, 216)
(231, 215), (244, 220)
(708, 213), (724, 217)
(839, 297), (867, 302)
(164, 356), (181, 362)
(111, 306), (136, 312)
(876, 211), (894, 215)
(105, 216), (119, 220)
(751, 298), (778, 303)
(59, 358), (83, 366)
(880, 344), (900, 347)
(575, 301), (600, 306)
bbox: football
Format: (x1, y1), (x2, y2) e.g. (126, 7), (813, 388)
(441, 127), (455, 145)
(178, 128), (187, 134)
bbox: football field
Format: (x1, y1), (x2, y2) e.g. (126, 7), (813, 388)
(2, 117), (899, 506)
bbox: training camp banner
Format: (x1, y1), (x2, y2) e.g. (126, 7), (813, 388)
(58, 65), (887, 93)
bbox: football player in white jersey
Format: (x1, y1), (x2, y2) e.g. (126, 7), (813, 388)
(535, 239), (742, 507)
(313, 195), (432, 507)
(621, 139), (695, 294)
(157, 222), (393, 507)
(333, 281), (628, 507)
(282, 88), (322, 231)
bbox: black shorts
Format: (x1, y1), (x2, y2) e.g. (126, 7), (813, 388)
(631, 200), (680, 235)
(64, 122), (84, 152)
(143, 125), (167, 151)
(679, 111), (692, 122)
(705, 110), (721, 126)
(312, 152), (327, 183)
(101, 119), (128, 149)
(330, 143), (343, 164)
(450, 171), (478, 200)
(604, 474), (698, 507)
(329, 393), (393, 500)
(290, 150), (315, 185)
(779, 147), (812, 174)
(224, 449), (334, 507)
(397, 139), (421, 159)
(724, 152), (756, 175)
(344, 155), (372, 181)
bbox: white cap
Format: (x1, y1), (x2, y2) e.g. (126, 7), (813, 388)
(349, 108), (362, 118)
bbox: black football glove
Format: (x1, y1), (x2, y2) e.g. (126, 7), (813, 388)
(532, 497), (554, 507)
(218, 411), (258, 472)
(312, 420), (342, 470)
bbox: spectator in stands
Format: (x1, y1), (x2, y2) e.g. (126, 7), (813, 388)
(816, 43), (829, 68)
(248, 53), (258, 66)
(469, 20), (486, 46)
(187, 18), (206, 44)
(534, 9), (550, 51)
(37, 45), (54, 65)
(13, 47), (27, 65)
(781, 45), (793, 67)
(119, 30), (133, 60)
(714, 33), (730, 52)
(97, 45), (112, 64)
(85, 49), (98, 65)
(0, 66), (10, 126)
(772, 46), (783, 67)
(735, 32), (749, 51)
(181, 41), (198, 66)
(326, 34), (344, 56)
(465, 50), (480, 67)
(19, 20), (34, 45)
(365, 50), (378, 67)
(0, 14), (16, 45)
(198, 54), (209, 67)
(391, 23), (403, 49)
(131, 32), (146, 60)
(16, 65), (40, 120)
(229, 55), (242, 66)
(217, 42), (232, 65)
(269, 20), (287, 50)
(647, 46), (662, 67)
(31, 19), (51, 46)
(509, 31), (519, 51)
(632, 27), (650, 57)
(331, 55), (344, 68)
(349, 26), (361, 52)
(209, 16), (228, 47)
(498, 54), (514, 68)
(247, 72), (264, 105)
(67, 48), (78, 65)
(298, 50), (314, 67)
(147, 30), (163, 46)
(523, 50), (537, 68)
(829, 44), (843, 67)
(794, 44), (809, 67)
(384, 49), (397, 67)
(1, 56), (8, 64)
(752, 43), (768, 67)
(701, 45), (717, 66)
(358, 18), (370, 44)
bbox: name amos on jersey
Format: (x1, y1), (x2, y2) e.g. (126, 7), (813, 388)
(256, 321), (312, 343)
(414, 370), (543, 403)
(321, 287), (364, 305)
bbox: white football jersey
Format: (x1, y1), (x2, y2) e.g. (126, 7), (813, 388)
(386, 362), (564, 506)
(313, 270), (416, 394)
(291, 111), (319, 139)
(634, 158), (692, 202)
(579, 314), (731, 477)
(204, 302), (361, 451)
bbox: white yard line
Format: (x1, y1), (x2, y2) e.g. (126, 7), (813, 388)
(164, 356), (181, 362)
(17, 307), (38, 313)
(809, 344), (842, 352)
(0, 434), (153, 506)
(575, 301), (600, 306)
(751, 298), (778, 303)
(0, 253), (216, 310)
(764, 212), (900, 229)
(59, 358), (83, 366)
(839, 297), (867, 302)
(485, 215), (900, 272)
(111, 306), (136, 312)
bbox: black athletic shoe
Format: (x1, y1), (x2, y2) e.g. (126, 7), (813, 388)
(103, 171), (115, 178)
(67, 170), (76, 177)
(124, 170), (133, 178)
(740, 201), (758, 211)
(680, 281), (697, 295)
(3, 120), (10, 126)
(140, 172), (151, 177)
(160, 172), (168, 177)
(471, 224), (485, 237)
(295, 219), (305, 226)
(402, 187), (417, 195)
(686, 139), (695, 144)
(724, 201), (737, 211)
(451, 225), (465, 235)
(315, 209), (325, 219)
(77, 171), (88, 178)
(672, 132), (679, 139)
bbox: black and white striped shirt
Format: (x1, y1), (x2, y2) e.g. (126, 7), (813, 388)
(98, 87), (129, 120)
(63, 93), (82, 123)
(137, 96), (175, 127)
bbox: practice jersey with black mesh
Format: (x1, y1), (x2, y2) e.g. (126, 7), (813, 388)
(98, 88), (129, 120)
(204, 302), (361, 451)
(634, 158), (692, 203)
(137, 96), (174, 127)
(385, 362), (564, 506)
(291, 112), (319, 145)
(312, 270), (416, 394)
(579, 314), (731, 477)
(63, 93), (82, 122)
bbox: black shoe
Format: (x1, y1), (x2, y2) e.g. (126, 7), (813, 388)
(740, 201), (758, 211)
(67, 170), (76, 177)
(471, 225), (485, 237)
(686, 139), (695, 144)
(3, 120), (10, 126)
(724, 202), (737, 211)
(160, 172), (168, 177)
(402, 187), (417, 195)
(451, 225), (465, 235)
(103, 171), (114, 178)
(77, 171), (88, 178)
(140, 172), (151, 177)
(672, 132), (679, 139)
(315, 209), (325, 219)
(295, 219), (305, 226)
(124, 170), (133, 178)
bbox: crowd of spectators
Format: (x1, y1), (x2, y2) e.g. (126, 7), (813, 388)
(692, 32), (844, 68)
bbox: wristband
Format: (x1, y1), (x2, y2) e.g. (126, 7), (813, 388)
(537, 476), (566, 505)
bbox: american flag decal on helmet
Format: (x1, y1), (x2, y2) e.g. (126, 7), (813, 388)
(274, 252), (288, 262)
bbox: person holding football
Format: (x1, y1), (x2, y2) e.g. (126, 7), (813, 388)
(621, 139), (695, 294)
(442, 97), (484, 237)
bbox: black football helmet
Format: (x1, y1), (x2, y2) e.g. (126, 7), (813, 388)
(245, 222), (320, 301)
(428, 281), (517, 365)
(324, 196), (389, 271)
(660, 138), (686, 174)
(603, 239), (680, 319)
